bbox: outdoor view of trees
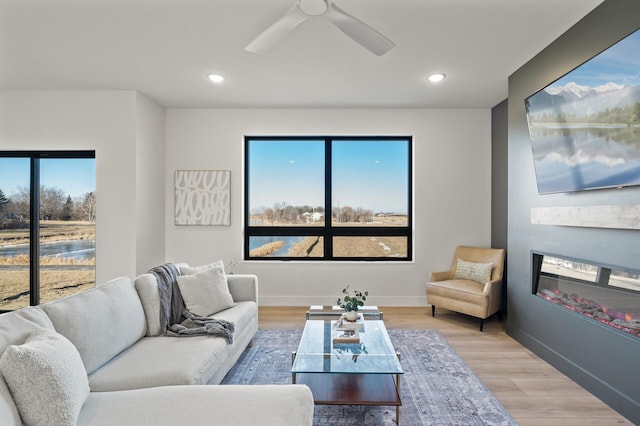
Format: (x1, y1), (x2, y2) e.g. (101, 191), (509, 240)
(250, 202), (406, 226)
(250, 204), (326, 225)
(0, 186), (96, 225)
(0, 155), (96, 311)
(248, 201), (408, 258)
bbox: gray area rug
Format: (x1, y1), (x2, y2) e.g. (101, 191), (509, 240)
(222, 329), (517, 425)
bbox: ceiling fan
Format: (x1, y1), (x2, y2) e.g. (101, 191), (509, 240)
(245, 0), (395, 56)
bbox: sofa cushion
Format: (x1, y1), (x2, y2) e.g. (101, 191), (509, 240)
(134, 273), (164, 336)
(426, 278), (489, 318)
(78, 384), (314, 426)
(454, 259), (493, 284)
(212, 301), (257, 335)
(40, 276), (147, 374)
(0, 329), (89, 426)
(177, 268), (235, 316)
(0, 306), (55, 355)
(206, 301), (259, 384)
(88, 335), (228, 391)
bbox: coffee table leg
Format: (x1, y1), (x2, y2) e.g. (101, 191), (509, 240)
(396, 375), (400, 424)
(291, 351), (297, 384)
(396, 352), (401, 424)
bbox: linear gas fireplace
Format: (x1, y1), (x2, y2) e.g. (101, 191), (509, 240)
(532, 252), (640, 339)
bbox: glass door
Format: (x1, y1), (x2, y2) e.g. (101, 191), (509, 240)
(0, 157), (31, 310)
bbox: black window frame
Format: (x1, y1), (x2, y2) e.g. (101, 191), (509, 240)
(244, 136), (412, 261)
(0, 150), (95, 310)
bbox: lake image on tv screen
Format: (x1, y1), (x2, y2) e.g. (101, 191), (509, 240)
(525, 28), (640, 194)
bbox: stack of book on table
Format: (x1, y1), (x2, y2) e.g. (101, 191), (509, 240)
(331, 314), (365, 343)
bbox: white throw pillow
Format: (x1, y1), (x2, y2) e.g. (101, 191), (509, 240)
(0, 329), (89, 426)
(454, 259), (493, 284)
(180, 260), (225, 276)
(176, 267), (235, 316)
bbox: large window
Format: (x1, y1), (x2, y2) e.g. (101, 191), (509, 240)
(0, 151), (96, 311)
(245, 136), (412, 261)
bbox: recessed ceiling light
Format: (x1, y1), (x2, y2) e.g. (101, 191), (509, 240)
(427, 73), (446, 83)
(207, 74), (225, 83)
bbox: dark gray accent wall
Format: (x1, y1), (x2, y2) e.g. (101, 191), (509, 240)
(491, 99), (508, 252)
(506, 0), (640, 422)
(492, 99), (508, 314)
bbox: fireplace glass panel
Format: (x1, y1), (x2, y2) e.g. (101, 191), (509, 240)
(609, 269), (640, 292)
(533, 252), (640, 339)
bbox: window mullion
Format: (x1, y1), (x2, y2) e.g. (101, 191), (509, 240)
(244, 137), (251, 261)
(29, 157), (40, 306)
(324, 138), (332, 259)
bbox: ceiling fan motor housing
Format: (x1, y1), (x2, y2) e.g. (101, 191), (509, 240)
(245, 0), (394, 56)
(299, 0), (329, 16)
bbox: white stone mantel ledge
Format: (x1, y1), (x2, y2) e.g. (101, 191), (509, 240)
(531, 205), (640, 230)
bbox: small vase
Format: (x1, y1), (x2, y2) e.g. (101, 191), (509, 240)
(345, 311), (358, 322)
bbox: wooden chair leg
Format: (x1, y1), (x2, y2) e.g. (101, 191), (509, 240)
(431, 305), (435, 317)
(479, 318), (484, 332)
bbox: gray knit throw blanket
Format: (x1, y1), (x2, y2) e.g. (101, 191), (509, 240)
(148, 263), (235, 343)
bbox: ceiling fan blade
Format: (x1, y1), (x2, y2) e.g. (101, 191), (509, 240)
(325, 2), (394, 56)
(245, 4), (310, 54)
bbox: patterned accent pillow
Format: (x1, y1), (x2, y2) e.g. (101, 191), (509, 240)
(0, 329), (89, 426)
(454, 259), (493, 284)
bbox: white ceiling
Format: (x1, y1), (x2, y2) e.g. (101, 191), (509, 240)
(0, 0), (604, 109)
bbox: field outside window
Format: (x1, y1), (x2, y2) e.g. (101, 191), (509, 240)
(0, 153), (95, 310)
(245, 136), (412, 261)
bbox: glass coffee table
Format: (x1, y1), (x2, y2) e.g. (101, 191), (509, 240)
(291, 319), (403, 423)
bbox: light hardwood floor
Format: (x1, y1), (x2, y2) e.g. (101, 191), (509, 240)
(258, 306), (633, 425)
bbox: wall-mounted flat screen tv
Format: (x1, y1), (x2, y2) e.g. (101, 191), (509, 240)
(525, 28), (640, 194)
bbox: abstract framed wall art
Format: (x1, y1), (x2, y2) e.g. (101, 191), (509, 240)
(174, 170), (230, 225)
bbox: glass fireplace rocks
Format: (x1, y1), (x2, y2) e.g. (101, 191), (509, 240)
(532, 252), (640, 339)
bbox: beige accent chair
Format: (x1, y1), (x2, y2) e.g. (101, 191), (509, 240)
(426, 245), (505, 331)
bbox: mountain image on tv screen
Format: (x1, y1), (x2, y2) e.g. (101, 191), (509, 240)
(525, 28), (640, 194)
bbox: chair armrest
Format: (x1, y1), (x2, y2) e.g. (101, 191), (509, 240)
(483, 278), (504, 317)
(227, 274), (258, 303)
(429, 271), (453, 282)
(482, 278), (502, 295)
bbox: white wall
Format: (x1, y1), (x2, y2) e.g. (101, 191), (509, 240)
(165, 108), (492, 306)
(0, 96), (490, 304)
(135, 93), (166, 273)
(0, 91), (165, 281)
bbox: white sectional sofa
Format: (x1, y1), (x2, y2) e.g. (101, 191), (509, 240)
(0, 267), (314, 426)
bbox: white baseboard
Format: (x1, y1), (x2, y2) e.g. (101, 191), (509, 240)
(258, 295), (428, 307)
